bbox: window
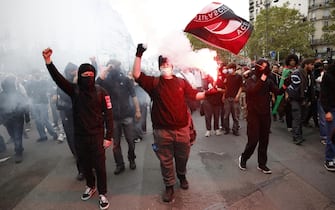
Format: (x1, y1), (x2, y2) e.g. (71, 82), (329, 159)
(323, 10), (330, 18)
(324, 20), (329, 27)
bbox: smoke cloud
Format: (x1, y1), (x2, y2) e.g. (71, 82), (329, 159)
(0, 0), (134, 75)
(110, 0), (219, 73)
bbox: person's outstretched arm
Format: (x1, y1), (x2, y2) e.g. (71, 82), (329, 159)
(132, 44), (146, 79)
(42, 48), (74, 96)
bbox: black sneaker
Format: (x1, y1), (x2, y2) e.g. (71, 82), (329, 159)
(324, 160), (335, 172)
(233, 131), (240, 136)
(162, 186), (174, 202)
(114, 166), (125, 175)
(238, 156), (246, 170)
(293, 137), (305, 145)
(15, 153), (23, 164)
(81, 186), (96, 201)
(99, 194), (110, 210)
(177, 175), (189, 190)
(36, 137), (47, 142)
(257, 165), (272, 174)
(129, 160), (136, 170)
(76, 173), (85, 181)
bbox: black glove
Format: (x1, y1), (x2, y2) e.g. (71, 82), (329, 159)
(205, 87), (219, 97)
(136, 43), (146, 58)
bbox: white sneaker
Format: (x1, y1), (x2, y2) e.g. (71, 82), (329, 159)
(81, 186), (96, 201)
(134, 138), (142, 143)
(215, 129), (223, 136)
(57, 133), (65, 143)
(99, 194), (110, 210)
(205, 130), (211, 137)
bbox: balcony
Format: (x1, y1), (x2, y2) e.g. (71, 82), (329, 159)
(310, 39), (329, 46)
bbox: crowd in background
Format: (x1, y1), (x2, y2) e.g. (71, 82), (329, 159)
(0, 54), (334, 170)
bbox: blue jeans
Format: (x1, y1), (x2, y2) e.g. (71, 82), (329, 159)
(325, 109), (335, 161)
(203, 100), (221, 131)
(33, 103), (57, 139)
(112, 117), (136, 167)
(223, 98), (240, 133)
(317, 100), (327, 140)
(134, 103), (148, 139)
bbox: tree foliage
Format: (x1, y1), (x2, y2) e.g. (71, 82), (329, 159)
(246, 4), (315, 61)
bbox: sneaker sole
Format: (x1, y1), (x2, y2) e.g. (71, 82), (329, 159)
(81, 188), (96, 201)
(99, 199), (110, 210)
(238, 156), (246, 171)
(100, 203), (110, 210)
(324, 164), (335, 172)
(257, 166), (272, 174)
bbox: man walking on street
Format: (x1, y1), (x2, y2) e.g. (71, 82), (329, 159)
(132, 44), (219, 202)
(42, 48), (113, 210)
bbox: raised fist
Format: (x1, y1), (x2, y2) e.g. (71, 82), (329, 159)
(42, 48), (53, 59)
(136, 43), (147, 58)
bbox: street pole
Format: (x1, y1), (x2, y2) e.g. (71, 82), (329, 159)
(265, 0), (269, 58)
(264, 0), (280, 60)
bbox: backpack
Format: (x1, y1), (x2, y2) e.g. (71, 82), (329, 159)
(56, 88), (72, 110)
(153, 77), (197, 145)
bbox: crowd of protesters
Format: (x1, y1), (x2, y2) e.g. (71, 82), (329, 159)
(1, 47), (335, 208)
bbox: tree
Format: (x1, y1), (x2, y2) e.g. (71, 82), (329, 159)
(246, 3), (315, 61)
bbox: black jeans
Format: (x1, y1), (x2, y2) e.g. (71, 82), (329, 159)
(76, 134), (107, 195)
(242, 111), (271, 167)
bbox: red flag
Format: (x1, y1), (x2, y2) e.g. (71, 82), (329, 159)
(184, 2), (253, 54)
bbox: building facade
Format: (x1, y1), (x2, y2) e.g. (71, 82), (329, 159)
(308, 0), (335, 60)
(249, 0), (335, 61)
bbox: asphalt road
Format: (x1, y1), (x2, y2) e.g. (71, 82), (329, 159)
(0, 111), (334, 210)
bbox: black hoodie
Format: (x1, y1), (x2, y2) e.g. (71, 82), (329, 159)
(46, 62), (113, 139)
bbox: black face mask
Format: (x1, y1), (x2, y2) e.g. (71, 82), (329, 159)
(78, 76), (95, 90)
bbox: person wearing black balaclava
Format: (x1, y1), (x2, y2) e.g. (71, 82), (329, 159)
(42, 48), (113, 210)
(238, 59), (289, 174)
(0, 75), (30, 163)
